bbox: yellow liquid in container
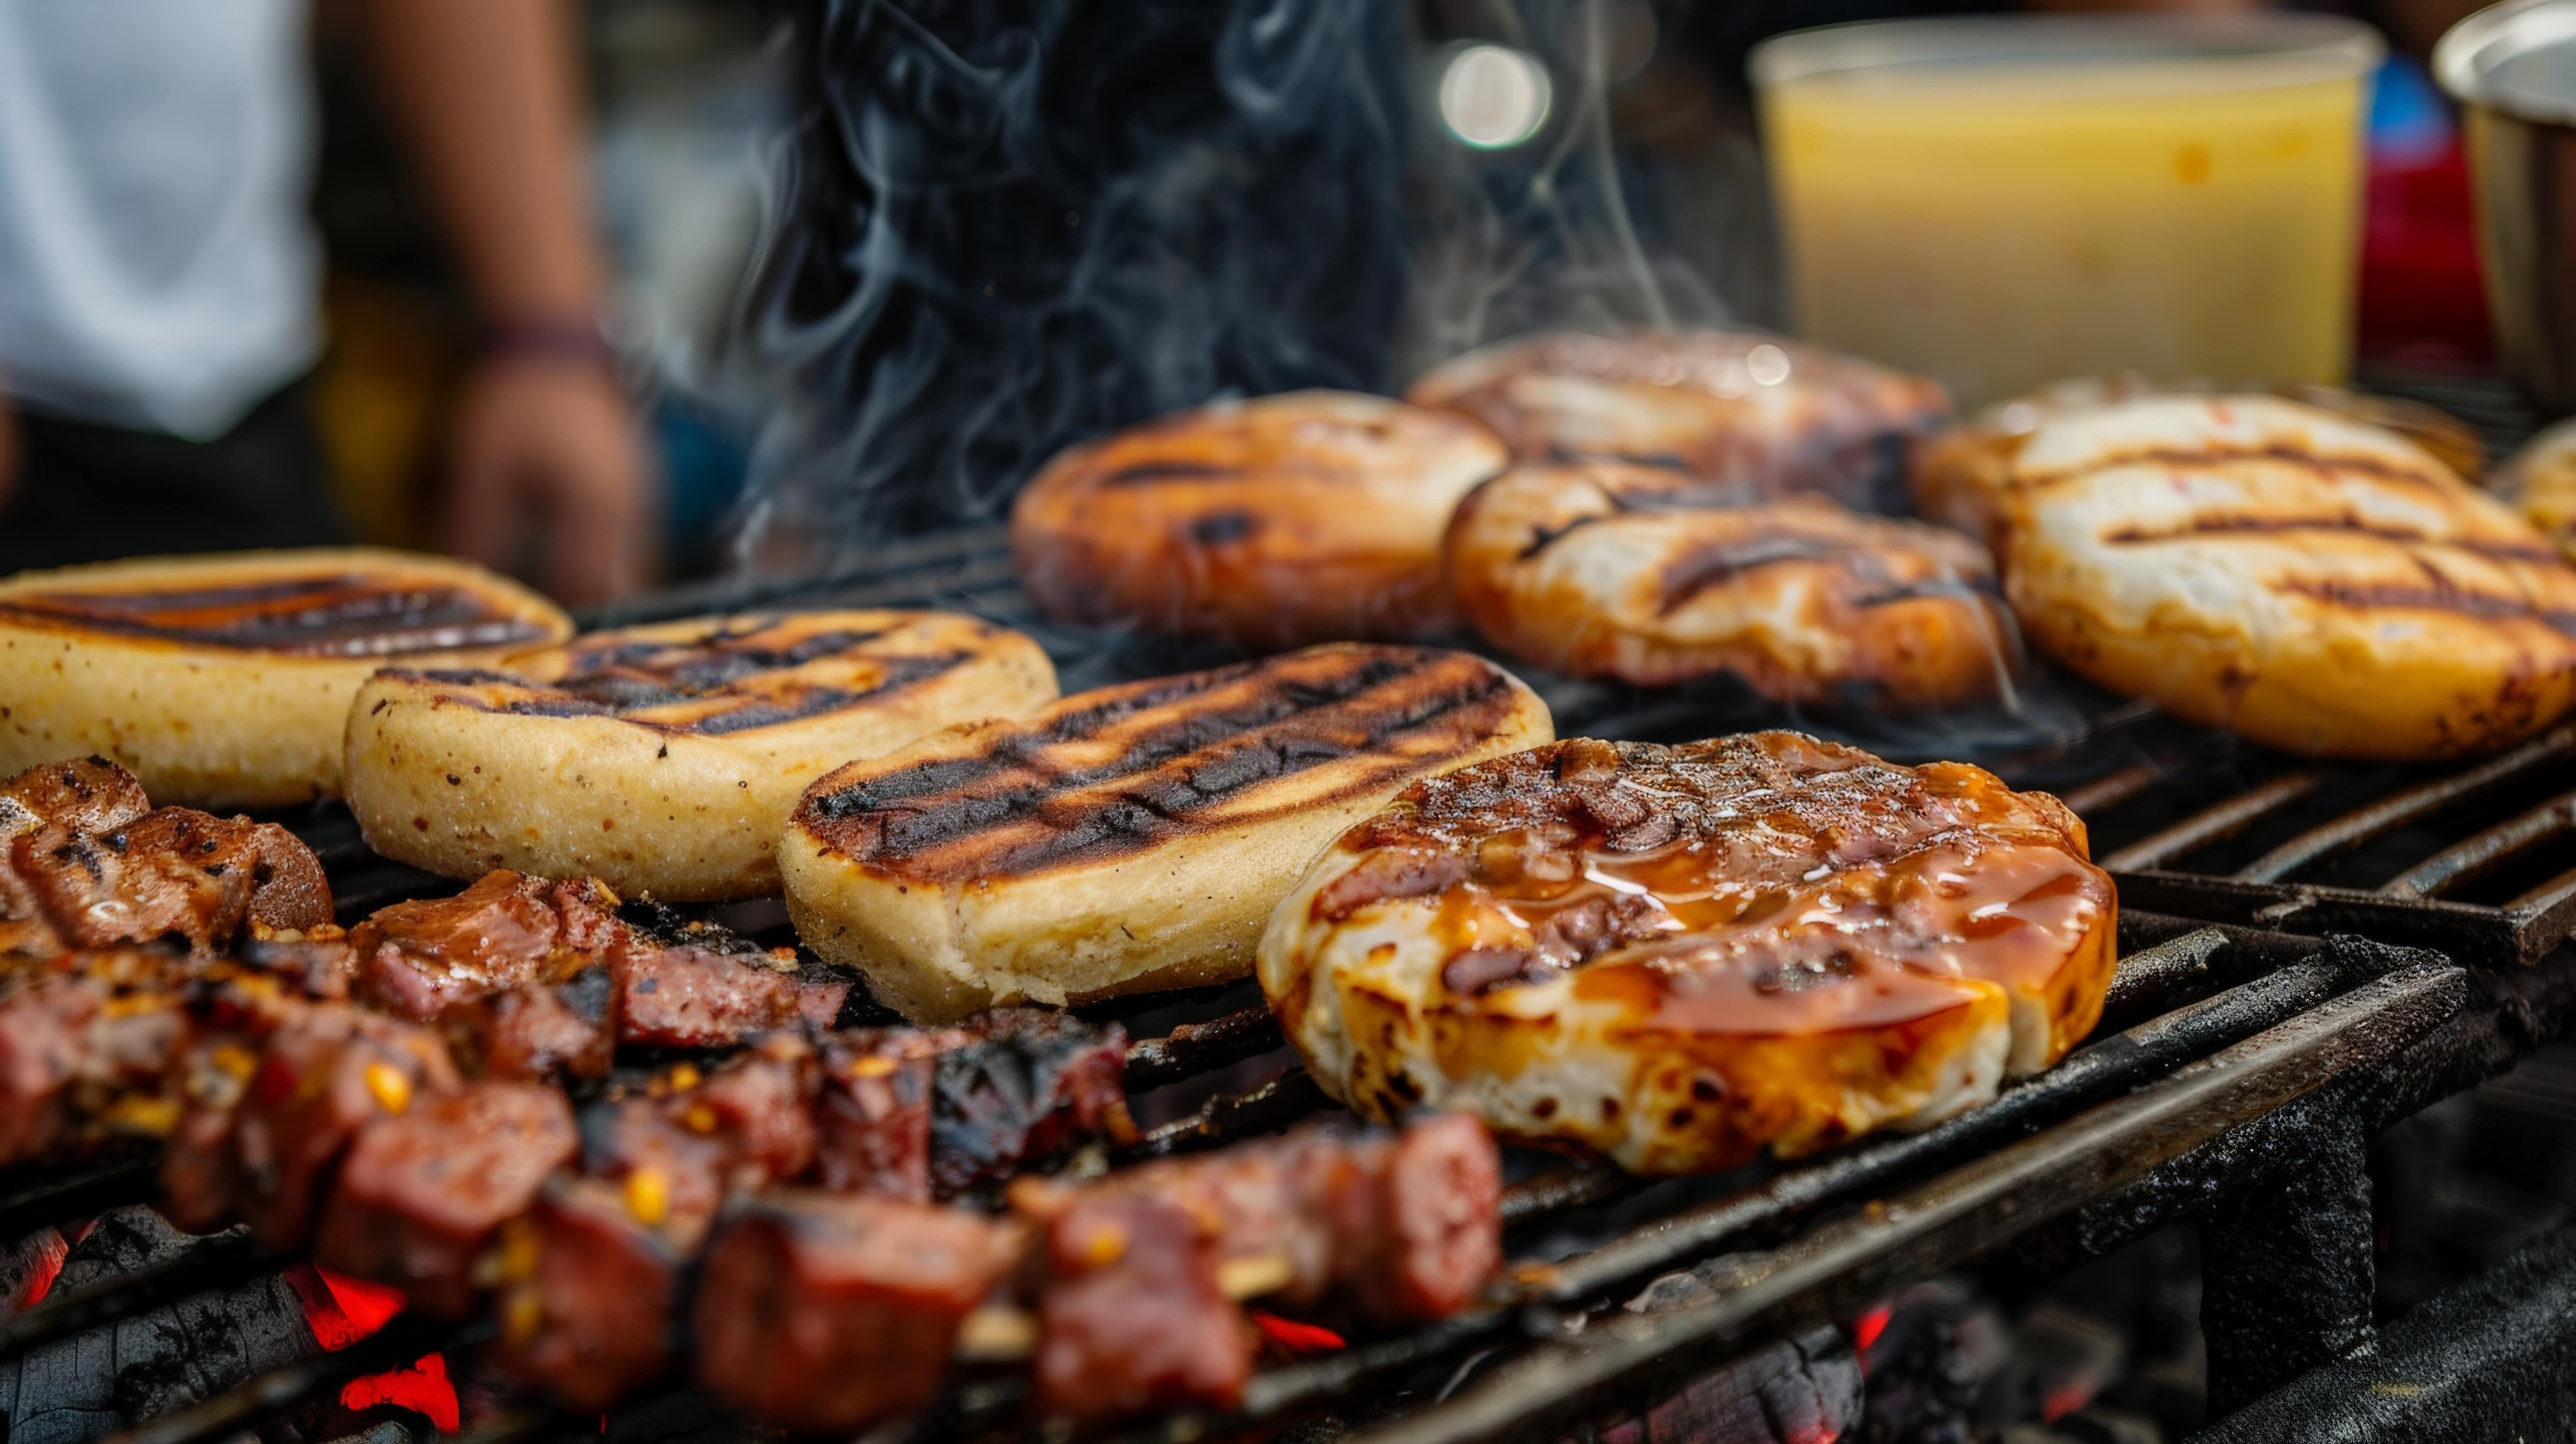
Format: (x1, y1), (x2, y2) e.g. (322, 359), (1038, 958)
(1756, 18), (2380, 407)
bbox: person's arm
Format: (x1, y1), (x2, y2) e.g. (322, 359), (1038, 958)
(364, 0), (652, 604)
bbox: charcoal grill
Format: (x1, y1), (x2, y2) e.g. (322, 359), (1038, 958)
(9, 379), (2576, 1444)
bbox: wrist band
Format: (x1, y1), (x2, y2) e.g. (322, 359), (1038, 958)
(477, 318), (617, 367)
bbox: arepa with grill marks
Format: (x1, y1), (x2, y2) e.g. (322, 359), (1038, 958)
(1405, 330), (1951, 507)
(0, 549), (571, 810)
(346, 612), (1057, 901)
(1010, 391), (1510, 649)
(780, 643), (1552, 1023)
(1445, 462), (2017, 707)
(1965, 394), (2576, 760)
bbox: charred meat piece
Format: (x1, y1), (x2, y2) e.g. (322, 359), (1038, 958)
(10, 806), (330, 956)
(1033, 1194), (1254, 1425)
(814, 1031), (939, 1201)
(610, 935), (847, 1051)
(438, 961), (615, 1083)
(930, 1009), (1134, 1196)
(1012, 1113), (1503, 1327)
(0, 951), (193, 1163)
(0, 756), (152, 838)
(489, 1178), (690, 1411)
(314, 1080), (578, 1318)
(579, 1040), (823, 1247)
(183, 1002), (462, 1248)
(350, 871), (619, 1021)
(690, 1190), (1016, 1433)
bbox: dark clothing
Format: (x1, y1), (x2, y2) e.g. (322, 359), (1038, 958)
(0, 380), (343, 574)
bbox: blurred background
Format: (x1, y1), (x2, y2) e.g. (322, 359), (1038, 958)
(0, 0), (2521, 596)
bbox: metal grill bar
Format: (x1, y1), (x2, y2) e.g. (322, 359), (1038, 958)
(2099, 771), (2334, 873)
(2235, 724), (2576, 883)
(2382, 789), (2576, 898)
(2054, 762), (2170, 819)
(1353, 960), (2465, 1444)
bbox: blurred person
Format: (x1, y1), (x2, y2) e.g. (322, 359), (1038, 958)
(0, 0), (650, 603)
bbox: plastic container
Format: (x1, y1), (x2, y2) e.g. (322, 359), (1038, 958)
(1755, 15), (2383, 407)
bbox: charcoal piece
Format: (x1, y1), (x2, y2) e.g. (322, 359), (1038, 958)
(0, 1228), (66, 1320)
(0, 1207), (317, 1444)
(1579, 1325), (1861, 1444)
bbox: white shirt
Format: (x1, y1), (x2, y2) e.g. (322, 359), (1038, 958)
(0, 0), (321, 439)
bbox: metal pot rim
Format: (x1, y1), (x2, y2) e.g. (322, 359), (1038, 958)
(2437, 0), (2576, 128)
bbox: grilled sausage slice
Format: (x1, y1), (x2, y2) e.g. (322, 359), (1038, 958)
(1257, 734), (2115, 1175)
(1927, 394), (2576, 760)
(1445, 462), (2016, 706)
(345, 611), (1058, 901)
(782, 644), (1552, 1023)
(1010, 391), (1509, 649)
(0, 549), (570, 810)
(1406, 330), (1950, 505)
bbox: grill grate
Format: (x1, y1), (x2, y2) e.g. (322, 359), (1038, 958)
(18, 373), (2576, 1441)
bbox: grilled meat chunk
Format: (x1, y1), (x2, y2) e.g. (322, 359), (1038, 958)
(168, 1001), (462, 1247)
(314, 1080), (577, 1318)
(489, 1179), (691, 1411)
(437, 962), (615, 1083)
(1033, 1194), (1254, 1425)
(0, 757), (330, 959)
(1012, 1113), (1502, 1326)
(784, 643), (1552, 1022)
(691, 1190), (1017, 1433)
(350, 872), (620, 1021)
(815, 1030), (939, 1200)
(930, 1009), (1132, 1196)
(1261, 734), (2116, 1174)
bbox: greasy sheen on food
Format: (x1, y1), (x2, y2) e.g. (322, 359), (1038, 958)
(1445, 462), (2016, 706)
(1405, 330), (1951, 506)
(1257, 734), (2115, 1175)
(346, 612), (1058, 901)
(1921, 394), (2576, 760)
(781, 644), (1553, 1023)
(0, 549), (571, 810)
(1010, 390), (1510, 649)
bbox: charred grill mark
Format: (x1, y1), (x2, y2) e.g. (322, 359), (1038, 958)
(562, 625), (900, 692)
(804, 652), (1525, 880)
(1656, 537), (1867, 614)
(1514, 482), (1769, 561)
(1094, 461), (1237, 488)
(405, 650), (976, 736)
(2029, 443), (2460, 492)
(2101, 513), (2561, 562)
(0, 577), (548, 657)
(1853, 576), (2005, 608)
(2278, 581), (2576, 637)
(1188, 511), (1260, 546)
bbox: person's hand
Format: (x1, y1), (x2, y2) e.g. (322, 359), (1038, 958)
(442, 355), (655, 606)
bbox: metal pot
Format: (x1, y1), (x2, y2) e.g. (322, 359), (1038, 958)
(2438, 0), (2576, 416)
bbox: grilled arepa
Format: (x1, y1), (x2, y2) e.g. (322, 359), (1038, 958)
(346, 612), (1058, 901)
(1934, 394), (2576, 760)
(780, 644), (1552, 1023)
(1445, 462), (2015, 707)
(2496, 416), (2576, 563)
(1010, 391), (1510, 649)
(1914, 377), (2489, 545)
(1257, 733), (2115, 1175)
(0, 549), (569, 810)
(1405, 330), (1950, 506)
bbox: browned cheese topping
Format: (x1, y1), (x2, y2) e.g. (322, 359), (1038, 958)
(1317, 734), (2110, 1031)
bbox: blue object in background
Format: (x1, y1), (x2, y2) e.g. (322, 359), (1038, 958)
(653, 396), (754, 577)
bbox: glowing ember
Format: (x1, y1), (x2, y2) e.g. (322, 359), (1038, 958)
(1250, 1311), (1346, 1355)
(284, 1265), (460, 1429)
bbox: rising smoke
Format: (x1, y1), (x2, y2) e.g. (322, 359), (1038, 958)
(729, 0), (1723, 567)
